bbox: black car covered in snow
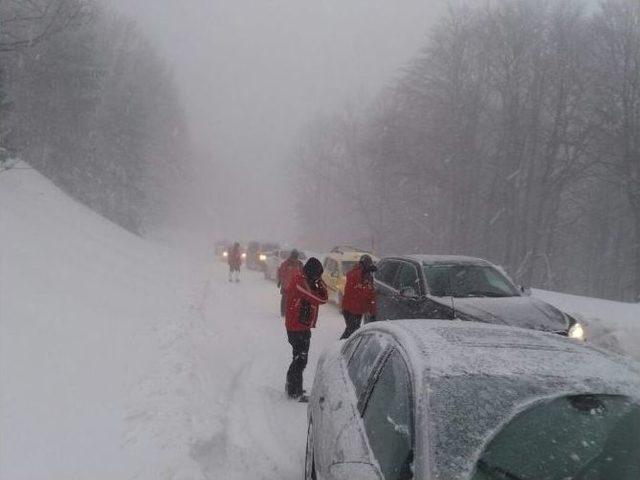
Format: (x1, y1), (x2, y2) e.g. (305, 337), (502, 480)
(369, 255), (585, 340)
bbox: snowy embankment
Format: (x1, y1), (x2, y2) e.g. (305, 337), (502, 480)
(533, 289), (640, 360)
(0, 163), (344, 479)
(0, 163), (195, 478)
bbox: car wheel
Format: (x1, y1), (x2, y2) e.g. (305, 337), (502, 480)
(304, 418), (317, 480)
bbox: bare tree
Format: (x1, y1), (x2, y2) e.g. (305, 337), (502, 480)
(590, 0), (640, 299)
(0, 0), (84, 53)
(291, 0), (640, 300)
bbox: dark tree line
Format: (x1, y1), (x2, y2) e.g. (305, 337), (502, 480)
(292, 0), (640, 301)
(0, 0), (191, 232)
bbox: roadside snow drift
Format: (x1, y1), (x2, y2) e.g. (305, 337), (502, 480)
(534, 289), (640, 360)
(0, 163), (344, 479)
(0, 164), (194, 478)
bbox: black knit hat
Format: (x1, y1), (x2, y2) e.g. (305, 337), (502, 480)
(303, 257), (323, 281)
(359, 254), (377, 272)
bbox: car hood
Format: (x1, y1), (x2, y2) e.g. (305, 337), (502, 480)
(431, 296), (569, 332)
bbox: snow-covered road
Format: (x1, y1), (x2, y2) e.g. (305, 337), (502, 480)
(191, 265), (343, 479)
(0, 165), (344, 480)
(123, 261), (345, 480)
(194, 265), (343, 479)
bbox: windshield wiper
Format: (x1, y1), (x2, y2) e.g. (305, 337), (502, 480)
(477, 460), (524, 480)
(466, 291), (512, 298)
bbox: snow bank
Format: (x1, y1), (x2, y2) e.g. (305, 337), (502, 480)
(0, 163), (345, 479)
(0, 163), (194, 478)
(533, 289), (640, 360)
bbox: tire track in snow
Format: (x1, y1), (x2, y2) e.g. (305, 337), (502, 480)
(190, 264), (343, 480)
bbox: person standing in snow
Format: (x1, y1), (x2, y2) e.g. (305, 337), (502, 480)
(284, 257), (328, 402)
(228, 242), (242, 282)
(277, 249), (304, 317)
(340, 254), (377, 339)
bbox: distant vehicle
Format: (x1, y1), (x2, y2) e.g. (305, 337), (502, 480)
(306, 320), (640, 480)
(214, 240), (229, 259)
(246, 241), (280, 270)
(322, 246), (377, 304)
(263, 249), (307, 281)
(370, 254), (585, 340)
(216, 241), (246, 262)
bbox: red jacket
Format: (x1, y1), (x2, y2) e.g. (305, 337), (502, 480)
(278, 259), (303, 293)
(228, 248), (242, 269)
(285, 270), (328, 331)
(341, 264), (376, 316)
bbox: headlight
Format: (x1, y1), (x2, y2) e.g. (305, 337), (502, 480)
(568, 322), (586, 341)
(259, 254), (267, 262)
(222, 251), (228, 257)
(241, 252), (247, 259)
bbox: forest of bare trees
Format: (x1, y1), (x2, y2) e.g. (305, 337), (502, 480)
(0, 0), (191, 232)
(292, 0), (640, 301)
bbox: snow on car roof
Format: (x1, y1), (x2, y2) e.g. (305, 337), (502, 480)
(392, 254), (494, 266)
(365, 319), (640, 391)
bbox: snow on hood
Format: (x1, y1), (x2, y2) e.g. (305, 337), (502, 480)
(444, 296), (568, 332)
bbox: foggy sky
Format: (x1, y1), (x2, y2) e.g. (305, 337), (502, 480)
(106, 0), (441, 242)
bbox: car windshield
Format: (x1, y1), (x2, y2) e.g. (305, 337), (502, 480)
(423, 264), (519, 298)
(471, 395), (640, 480)
(341, 261), (358, 274)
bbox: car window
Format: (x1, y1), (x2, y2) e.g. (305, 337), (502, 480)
(470, 395), (640, 480)
(347, 334), (385, 400)
(342, 335), (362, 362)
(376, 261), (401, 288)
(362, 349), (413, 480)
(396, 262), (420, 292)
(341, 261), (357, 274)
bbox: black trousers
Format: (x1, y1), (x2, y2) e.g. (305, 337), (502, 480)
(340, 311), (363, 340)
(286, 330), (311, 397)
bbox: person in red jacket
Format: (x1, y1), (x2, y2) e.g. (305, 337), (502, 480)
(284, 257), (328, 401)
(277, 249), (304, 317)
(340, 254), (377, 339)
(227, 242), (242, 282)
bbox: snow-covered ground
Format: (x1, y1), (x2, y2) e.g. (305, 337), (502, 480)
(0, 164), (343, 479)
(534, 289), (640, 360)
(1, 164), (639, 479)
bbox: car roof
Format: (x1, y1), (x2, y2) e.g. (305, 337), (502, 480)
(361, 320), (640, 394)
(383, 254), (494, 266)
(326, 251), (374, 262)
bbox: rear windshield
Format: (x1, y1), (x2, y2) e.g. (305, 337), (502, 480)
(471, 395), (640, 480)
(427, 375), (640, 480)
(341, 261), (358, 273)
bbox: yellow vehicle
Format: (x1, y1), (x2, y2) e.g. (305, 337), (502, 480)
(322, 246), (377, 304)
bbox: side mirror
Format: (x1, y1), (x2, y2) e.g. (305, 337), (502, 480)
(399, 286), (418, 299)
(520, 285), (532, 296)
